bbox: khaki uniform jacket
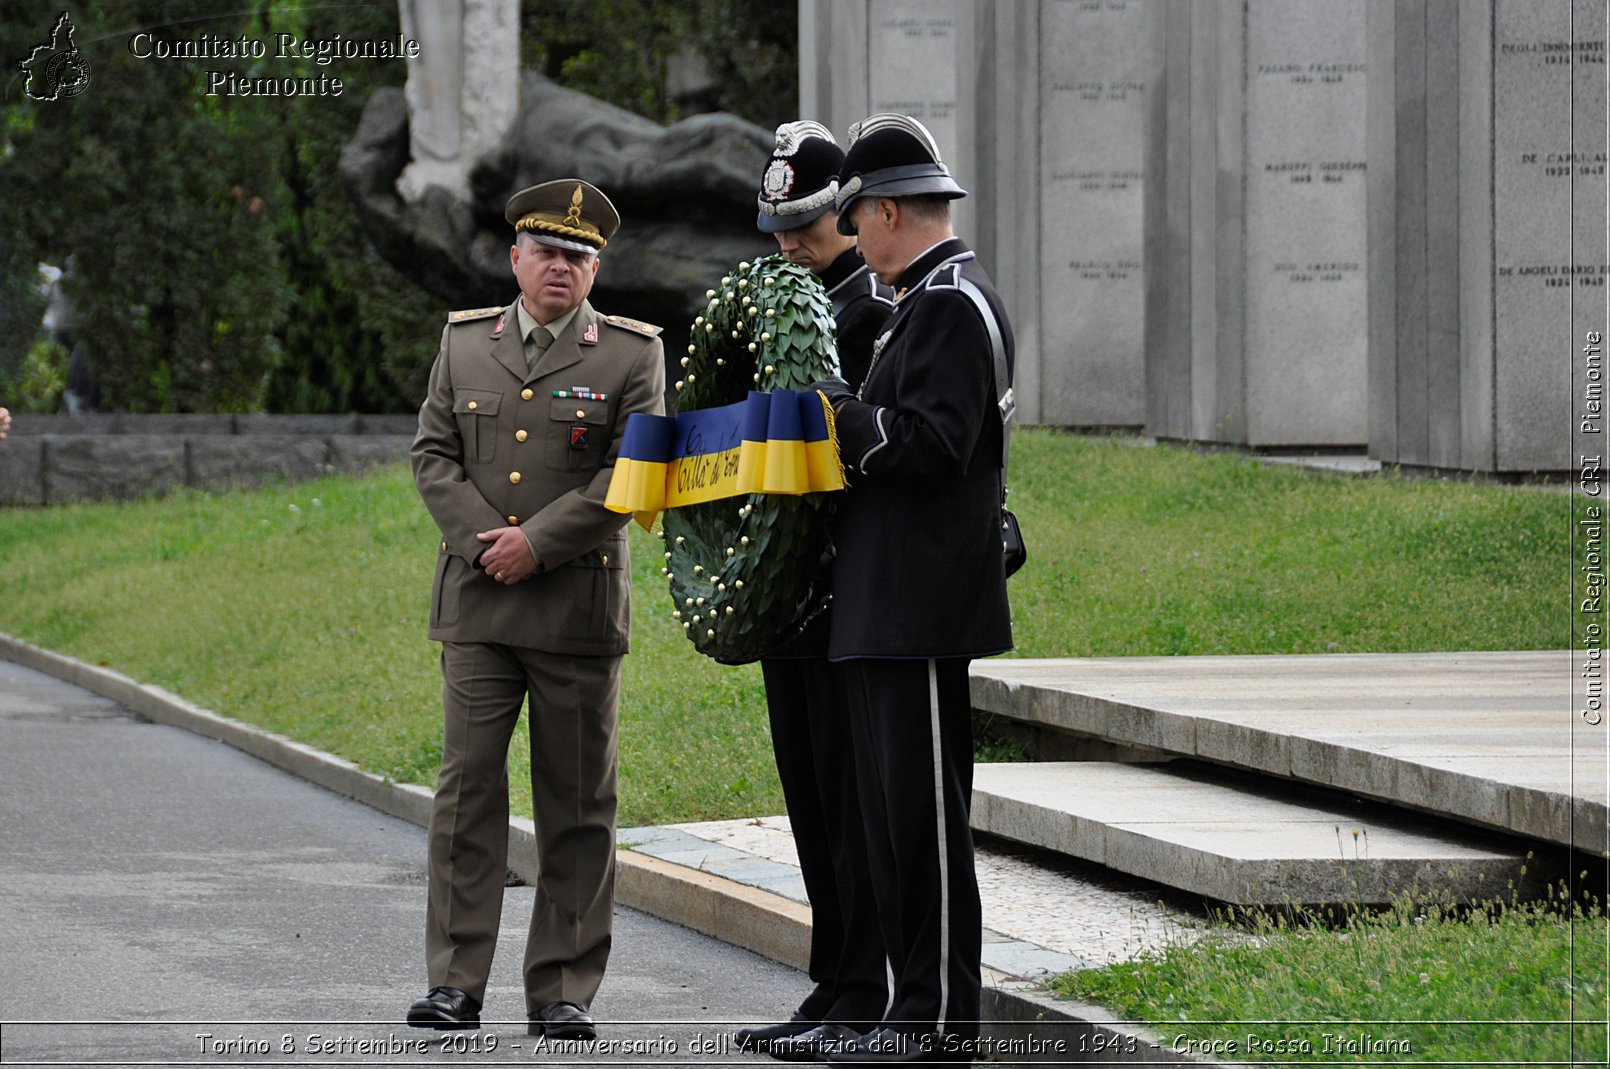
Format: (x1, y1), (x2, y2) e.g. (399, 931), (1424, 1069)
(412, 297), (666, 655)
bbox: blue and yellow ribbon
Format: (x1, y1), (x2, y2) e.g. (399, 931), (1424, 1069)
(606, 390), (845, 528)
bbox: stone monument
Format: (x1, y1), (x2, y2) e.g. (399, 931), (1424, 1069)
(1368, 0), (1605, 473)
(342, 74), (774, 331)
(1147, 0), (1370, 448)
(396, 0), (520, 203)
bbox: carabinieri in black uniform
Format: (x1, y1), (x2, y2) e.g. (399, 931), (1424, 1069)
(814, 113), (1015, 1065)
(735, 121), (895, 1062)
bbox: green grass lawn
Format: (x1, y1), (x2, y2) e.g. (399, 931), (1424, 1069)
(1050, 893), (1607, 1067)
(1008, 433), (1565, 655)
(0, 430), (1570, 827)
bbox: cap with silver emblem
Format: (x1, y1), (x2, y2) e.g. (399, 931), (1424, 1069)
(756, 120), (845, 234)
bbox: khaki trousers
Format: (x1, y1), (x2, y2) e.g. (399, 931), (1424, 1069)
(425, 641), (621, 1013)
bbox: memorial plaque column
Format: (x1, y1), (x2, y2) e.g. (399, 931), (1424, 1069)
(1149, 0), (1370, 447)
(866, 0), (975, 240)
(1246, 1), (1370, 446)
(1369, 0), (1603, 472)
(798, 0), (870, 139)
(799, 1), (977, 257)
(1037, 0), (1159, 429)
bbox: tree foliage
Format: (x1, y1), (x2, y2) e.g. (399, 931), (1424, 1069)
(257, 0), (440, 414)
(523, 0), (798, 128)
(3, 3), (290, 412)
(1, 1), (797, 413)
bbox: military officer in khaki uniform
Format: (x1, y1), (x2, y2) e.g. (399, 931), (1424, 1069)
(406, 179), (666, 1038)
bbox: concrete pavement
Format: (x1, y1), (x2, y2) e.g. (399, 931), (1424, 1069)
(0, 635), (1239, 1067)
(0, 660), (813, 1067)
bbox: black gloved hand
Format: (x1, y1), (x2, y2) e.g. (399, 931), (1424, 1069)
(809, 376), (853, 406)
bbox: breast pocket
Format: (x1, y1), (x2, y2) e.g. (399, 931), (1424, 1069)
(546, 397), (610, 472)
(454, 389), (502, 464)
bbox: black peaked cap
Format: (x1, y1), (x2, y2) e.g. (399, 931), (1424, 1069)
(834, 113), (966, 235)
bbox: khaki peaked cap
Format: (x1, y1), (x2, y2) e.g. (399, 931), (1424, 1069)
(505, 179), (620, 254)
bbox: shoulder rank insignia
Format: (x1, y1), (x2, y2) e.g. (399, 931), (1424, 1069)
(604, 314), (663, 337)
(447, 306), (503, 324)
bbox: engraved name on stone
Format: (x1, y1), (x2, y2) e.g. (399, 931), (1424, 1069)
(1037, 0), (1155, 425)
(869, 3), (958, 136)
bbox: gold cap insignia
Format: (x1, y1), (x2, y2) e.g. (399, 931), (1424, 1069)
(505, 179), (620, 254)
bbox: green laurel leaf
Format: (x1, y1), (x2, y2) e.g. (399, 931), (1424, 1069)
(660, 256), (841, 665)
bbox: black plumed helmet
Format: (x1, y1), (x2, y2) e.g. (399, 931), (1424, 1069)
(756, 121), (846, 234)
(833, 113), (966, 235)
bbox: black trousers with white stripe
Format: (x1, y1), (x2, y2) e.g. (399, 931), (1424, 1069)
(761, 655), (889, 1027)
(840, 657), (982, 1039)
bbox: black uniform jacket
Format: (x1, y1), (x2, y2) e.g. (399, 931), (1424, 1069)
(820, 248), (894, 391)
(766, 249), (894, 661)
(826, 238), (1014, 661)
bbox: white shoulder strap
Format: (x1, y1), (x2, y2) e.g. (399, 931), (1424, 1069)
(955, 276), (1012, 484)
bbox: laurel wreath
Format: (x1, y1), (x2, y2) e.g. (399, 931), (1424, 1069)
(656, 255), (841, 665)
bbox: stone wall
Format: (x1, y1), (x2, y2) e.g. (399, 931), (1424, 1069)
(1148, 0), (1370, 448)
(0, 415), (415, 507)
(799, 0), (1600, 473)
(1367, 0), (1604, 473)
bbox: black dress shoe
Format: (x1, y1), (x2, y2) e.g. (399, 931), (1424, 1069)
(528, 1000), (596, 1040)
(406, 986), (481, 1030)
(824, 1027), (936, 1064)
(735, 1012), (816, 1052)
(767, 1022), (864, 1061)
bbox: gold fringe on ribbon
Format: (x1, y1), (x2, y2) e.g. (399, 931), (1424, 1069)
(817, 389), (850, 489)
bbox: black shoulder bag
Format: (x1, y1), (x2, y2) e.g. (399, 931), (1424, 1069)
(956, 277), (1026, 577)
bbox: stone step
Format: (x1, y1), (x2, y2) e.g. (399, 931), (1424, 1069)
(969, 651), (1606, 852)
(971, 761), (1540, 907)
(620, 814), (1233, 981)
